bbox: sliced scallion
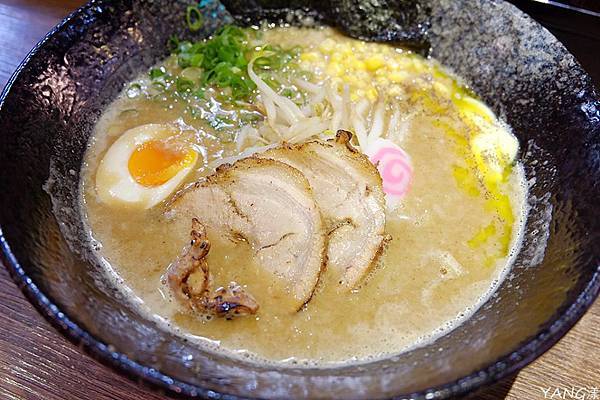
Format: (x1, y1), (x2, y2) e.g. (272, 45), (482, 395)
(186, 6), (203, 32)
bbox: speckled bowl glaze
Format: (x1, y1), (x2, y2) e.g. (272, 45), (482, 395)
(0, 0), (598, 399)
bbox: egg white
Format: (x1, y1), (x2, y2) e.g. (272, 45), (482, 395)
(96, 123), (197, 209)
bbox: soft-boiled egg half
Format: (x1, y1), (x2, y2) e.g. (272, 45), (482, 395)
(96, 123), (198, 209)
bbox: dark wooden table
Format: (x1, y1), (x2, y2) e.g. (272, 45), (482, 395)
(0, 1), (598, 399)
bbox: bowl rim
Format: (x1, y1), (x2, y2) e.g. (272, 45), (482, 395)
(0, 1), (599, 399)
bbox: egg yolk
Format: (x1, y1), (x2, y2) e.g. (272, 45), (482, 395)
(128, 140), (197, 187)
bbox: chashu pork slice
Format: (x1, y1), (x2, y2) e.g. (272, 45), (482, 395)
(168, 157), (326, 311)
(258, 130), (387, 290)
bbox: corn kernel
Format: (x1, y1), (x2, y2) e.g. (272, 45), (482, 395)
(342, 74), (357, 84)
(319, 38), (336, 53)
(388, 85), (405, 98)
(326, 62), (343, 76)
(359, 69), (372, 80)
(330, 52), (343, 62)
(300, 52), (320, 62)
(388, 64), (400, 73)
(365, 55), (385, 71)
(375, 76), (389, 85)
(352, 59), (366, 70)
(341, 45), (353, 56)
(389, 71), (408, 83)
(395, 57), (412, 69)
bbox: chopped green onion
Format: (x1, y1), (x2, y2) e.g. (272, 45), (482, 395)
(176, 77), (195, 93)
(181, 67), (203, 81)
(168, 36), (180, 52)
(194, 88), (206, 99)
(240, 112), (261, 123)
(158, 25), (298, 101)
(281, 88), (295, 98)
(149, 67), (165, 79)
(186, 6), (203, 32)
(152, 81), (167, 91)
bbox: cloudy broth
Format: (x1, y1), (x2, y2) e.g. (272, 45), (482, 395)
(82, 26), (527, 365)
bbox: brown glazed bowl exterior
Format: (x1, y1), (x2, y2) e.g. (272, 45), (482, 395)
(0, 0), (598, 398)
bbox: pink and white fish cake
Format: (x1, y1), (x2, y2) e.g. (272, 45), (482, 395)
(365, 138), (413, 208)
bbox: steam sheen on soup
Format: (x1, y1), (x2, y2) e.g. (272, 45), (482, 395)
(81, 25), (527, 365)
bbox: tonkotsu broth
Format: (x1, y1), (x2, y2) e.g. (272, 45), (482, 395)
(81, 26), (527, 364)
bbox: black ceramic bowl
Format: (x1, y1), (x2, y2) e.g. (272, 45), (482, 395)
(0, 0), (598, 399)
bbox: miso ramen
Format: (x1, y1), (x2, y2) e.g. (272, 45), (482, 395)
(81, 25), (527, 365)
